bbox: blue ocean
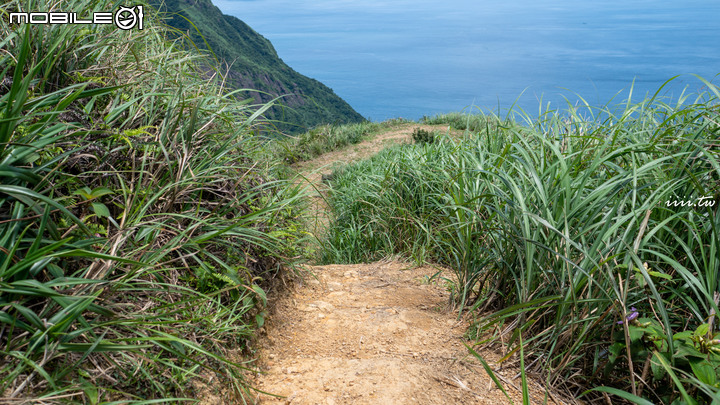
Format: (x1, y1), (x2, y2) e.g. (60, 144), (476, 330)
(215, 0), (720, 121)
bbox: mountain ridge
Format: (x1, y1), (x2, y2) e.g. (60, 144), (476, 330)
(151, 0), (366, 134)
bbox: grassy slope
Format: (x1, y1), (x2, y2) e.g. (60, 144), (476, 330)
(0, 0), (304, 401)
(318, 86), (720, 403)
(265, 118), (411, 166)
(152, 0), (366, 134)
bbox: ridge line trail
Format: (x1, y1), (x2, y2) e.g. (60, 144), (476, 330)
(252, 125), (554, 405)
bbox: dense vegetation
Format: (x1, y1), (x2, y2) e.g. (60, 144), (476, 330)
(151, 0), (366, 134)
(266, 118), (410, 165)
(0, 0), (304, 401)
(320, 82), (720, 404)
(3, 0), (719, 403)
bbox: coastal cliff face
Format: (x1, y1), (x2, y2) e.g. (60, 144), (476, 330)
(151, 0), (365, 133)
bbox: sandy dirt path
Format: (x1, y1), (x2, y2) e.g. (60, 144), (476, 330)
(291, 124), (446, 236)
(251, 125), (564, 404)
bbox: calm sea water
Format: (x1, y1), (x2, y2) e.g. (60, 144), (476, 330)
(215, 0), (720, 121)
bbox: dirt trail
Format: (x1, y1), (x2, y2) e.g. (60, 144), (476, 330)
(251, 125), (560, 404)
(292, 124), (443, 236)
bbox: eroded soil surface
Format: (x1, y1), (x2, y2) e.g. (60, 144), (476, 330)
(252, 261), (540, 405)
(249, 125), (564, 404)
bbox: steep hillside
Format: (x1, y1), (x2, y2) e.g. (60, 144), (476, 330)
(152, 0), (366, 133)
(0, 0), (306, 400)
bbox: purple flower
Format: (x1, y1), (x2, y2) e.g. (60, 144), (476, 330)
(618, 307), (639, 325)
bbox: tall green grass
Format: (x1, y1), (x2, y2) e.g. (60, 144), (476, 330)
(1, 0), (304, 401)
(267, 118), (410, 165)
(321, 79), (720, 403)
(421, 111), (499, 132)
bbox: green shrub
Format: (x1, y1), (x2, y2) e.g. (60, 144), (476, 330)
(411, 127), (436, 144)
